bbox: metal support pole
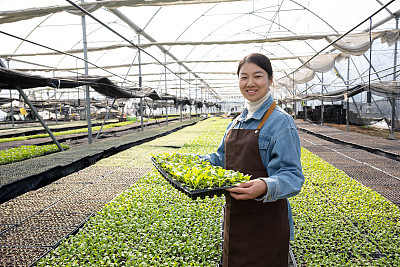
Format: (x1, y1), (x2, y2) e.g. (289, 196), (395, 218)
(54, 103), (58, 124)
(0, 60), (62, 150)
(200, 85), (203, 115)
(179, 65), (182, 122)
(16, 86), (64, 151)
(94, 97), (117, 142)
(54, 87), (58, 124)
(10, 89), (14, 127)
(390, 17), (398, 139)
(6, 60), (15, 127)
(366, 17), (373, 115)
(138, 34), (144, 131)
(164, 53), (168, 126)
(207, 90), (210, 116)
(321, 73), (324, 125)
(195, 79), (198, 116)
(346, 56), (350, 131)
(293, 73), (296, 119)
(304, 83), (308, 121)
(189, 73), (192, 120)
(81, 0), (92, 144)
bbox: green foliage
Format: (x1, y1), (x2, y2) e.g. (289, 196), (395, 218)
(153, 152), (250, 189)
(290, 148), (400, 266)
(38, 172), (224, 267)
(37, 117), (230, 266)
(0, 144), (69, 165)
(36, 117), (400, 266)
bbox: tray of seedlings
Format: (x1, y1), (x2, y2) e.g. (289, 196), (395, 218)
(151, 153), (251, 200)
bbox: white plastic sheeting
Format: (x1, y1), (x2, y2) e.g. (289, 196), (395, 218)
(299, 53), (349, 73)
(287, 68), (316, 84)
(0, 0), (241, 24)
(325, 30), (400, 56)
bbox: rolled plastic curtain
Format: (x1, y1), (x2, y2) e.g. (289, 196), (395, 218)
(380, 29), (400, 46)
(276, 77), (294, 88)
(65, 4), (102, 15)
(275, 77), (297, 96)
(325, 30), (400, 56)
(298, 53), (349, 73)
(287, 67), (315, 84)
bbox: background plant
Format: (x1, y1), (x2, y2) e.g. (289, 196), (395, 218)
(0, 121), (141, 143)
(0, 144), (69, 165)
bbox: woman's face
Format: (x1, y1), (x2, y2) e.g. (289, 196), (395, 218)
(238, 62), (272, 102)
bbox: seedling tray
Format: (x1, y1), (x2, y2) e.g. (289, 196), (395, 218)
(151, 157), (234, 200)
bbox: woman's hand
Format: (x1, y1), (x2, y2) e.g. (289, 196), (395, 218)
(226, 179), (268, 200)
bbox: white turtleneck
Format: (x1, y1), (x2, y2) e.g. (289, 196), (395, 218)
(245, 92), (271, 120)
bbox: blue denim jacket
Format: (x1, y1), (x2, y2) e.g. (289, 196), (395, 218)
(200, 96), (304, 240)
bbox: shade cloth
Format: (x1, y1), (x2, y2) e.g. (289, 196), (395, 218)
(0, 67), (160, 100)
(293, 81), (400, 102)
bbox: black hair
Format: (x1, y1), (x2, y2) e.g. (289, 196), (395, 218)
(237, 53), (273, 79)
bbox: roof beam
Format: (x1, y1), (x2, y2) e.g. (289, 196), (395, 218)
(108, 8), (221, 100)
(0, 0), (247, 24)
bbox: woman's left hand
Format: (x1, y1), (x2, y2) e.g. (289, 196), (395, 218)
(226, 179), (268, 200)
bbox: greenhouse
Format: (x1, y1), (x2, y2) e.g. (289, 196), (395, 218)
(0, 0), (400, 266)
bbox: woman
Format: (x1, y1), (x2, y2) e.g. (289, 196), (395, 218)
(200, 53), (304, 266)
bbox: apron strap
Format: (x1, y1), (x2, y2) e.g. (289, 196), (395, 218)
(231, 117), (240, 128)
(256, 101), (277, 130)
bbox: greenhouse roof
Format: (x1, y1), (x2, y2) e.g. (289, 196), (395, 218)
(0, 0), (399, 104)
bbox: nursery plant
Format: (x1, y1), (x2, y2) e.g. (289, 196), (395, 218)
(152, 152), (251, 189)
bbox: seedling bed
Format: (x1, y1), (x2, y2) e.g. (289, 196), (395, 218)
(45, 199), (107, 213)
(0, 246), (49, 267)
(97, 167), (151, 184)
(56, 167), (118, 183)
(78, 183), (130, 196)
(67, 192), (117, 202)
(151, 157), (234, 200)
(0, 209), (38, 225)
(0, 198), (46, 213)
(18, 188), (73, 201)
(22, 211), (92, 228)
(0, 226), (75, 247)
(0, 224), (13, 234)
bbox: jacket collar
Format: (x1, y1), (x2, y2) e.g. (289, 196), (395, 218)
(238, 95), (275, 122)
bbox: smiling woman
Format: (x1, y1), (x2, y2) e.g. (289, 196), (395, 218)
(199, 52), (305, 266)
(238, 53), (274, 119)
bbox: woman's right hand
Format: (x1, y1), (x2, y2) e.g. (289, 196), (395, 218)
(226, 179), (268, 200)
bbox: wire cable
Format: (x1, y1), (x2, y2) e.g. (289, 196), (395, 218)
(0, 30), (137, 88)
(65, 0), (192, 85)
(277, 0), (396, 82)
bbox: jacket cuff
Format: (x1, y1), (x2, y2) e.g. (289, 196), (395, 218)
(258, 177), (278, 202)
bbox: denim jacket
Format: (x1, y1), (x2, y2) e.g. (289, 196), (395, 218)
(200, 96), (304, 240)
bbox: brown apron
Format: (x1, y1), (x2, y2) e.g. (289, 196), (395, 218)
(223, 102), (289, 267)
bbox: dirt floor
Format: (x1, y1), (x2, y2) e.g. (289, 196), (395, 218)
(323, 122), (400, 139)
